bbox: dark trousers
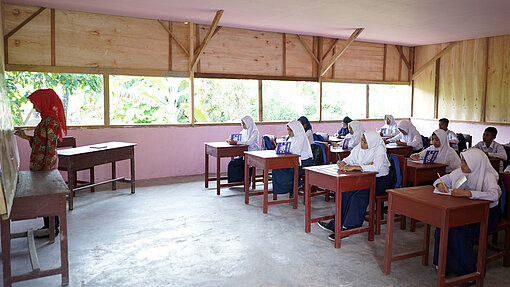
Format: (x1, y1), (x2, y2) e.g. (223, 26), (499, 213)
(272, 158), (314, 194)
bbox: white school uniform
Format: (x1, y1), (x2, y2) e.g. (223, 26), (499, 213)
(418, 129), (460, 173)
(342, 121), (364, 149)
(388, 120), (423, 151)
(474, 140), (507, 161)
(238, 115), (259, 152)
(379, 115), (398, 137)
(287, 120), (313, 164)
(343, 131), (390, 177)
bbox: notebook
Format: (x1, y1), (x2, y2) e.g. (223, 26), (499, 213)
(423, 150), (439, 163)
(231, 134), (242, 141)
(276, 141), (291, 154)
(433, 175), (467, 196)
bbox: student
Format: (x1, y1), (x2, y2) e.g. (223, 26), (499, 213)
(433, 148), (501, 275)
(272, 120), (313, 194)
(473, 127), (507, 161)
(227, 115), (259, 183)
(411, 129), (461, 173)
(505, 165), (510, 173)
(386, 120), (423, 152)
(335, 116), (352, 137)
(298, 116), (314, 144)
(317, 131), (392, 240)
(341, 121), (364, 149)
(379, 115), (398, 137)
(14, 89), (67, 236)
(438, 118), (459, 151)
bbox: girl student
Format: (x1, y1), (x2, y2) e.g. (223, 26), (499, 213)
(379, 115), (398, 137)
(410, 129), (461, 173)
(333, 120), (364, 150)
(386, 120), (423, 152)
(297, 116), (314, 144)
(433, 148), (501, 275)
(271, 120), (314, 195)
(335, 116), (352, 137)
(227, 115), (259, 183)
(15, 89), (68, 236)
(317, 131), (392, 240)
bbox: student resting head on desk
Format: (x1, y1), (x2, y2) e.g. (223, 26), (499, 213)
(317, 131), (392, 241)
(14, 89), (67, 236)
(410, 129), (461, 173)
(433, 148), (501, 276)
(385, 120), (423, 152)
(227, 115), (260, 183)
(271, 120), (314, 195)
(297, 115), (314, 144)
(379, 114), (398, 137)
(335, 116), (352, 137)
(473, 127), (507, 162)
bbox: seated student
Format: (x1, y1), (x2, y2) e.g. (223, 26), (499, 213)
(379, 115), (398, 137)
(227, 115), (259, 183)
(272, 120), (314, 194)
(411, 129), (461, 173)
(335, 116), (352, 137)
(317, 131), (392, 240)
(473, 127), (507, 161)
(298, 116), (314, 144)
(438, 118), (459, 151)
(386, 120), (423, 152)
(505, 165), (510, 173)
(339, 120), (364, 149)
(433, 148), (501, 276)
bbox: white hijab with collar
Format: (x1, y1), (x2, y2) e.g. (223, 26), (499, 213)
(397, 120), (418, 142)
(347, 120), (364, 147)
(384, 115), (396, 127)
(348, 131), (388, 165)
(432, 129), (454, 164)
(287, 120), (313, 162)
(241, 115), (257, 140)
(449, 148), (499, 191)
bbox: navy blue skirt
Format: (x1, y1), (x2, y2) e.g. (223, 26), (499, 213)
(272, 158), (314, 194)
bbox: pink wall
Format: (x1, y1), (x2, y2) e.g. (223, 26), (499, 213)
(16, 120), (385, 181)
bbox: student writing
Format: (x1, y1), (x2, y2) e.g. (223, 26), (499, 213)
(386, 120), (423, 152)
(411, 129), (460, 173)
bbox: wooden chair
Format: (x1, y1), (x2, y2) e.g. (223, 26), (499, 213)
(298, 141), (330, 203)
(57, 136), (95, 192)
(486, 173), (510, 267)
(464, 134), (472, 149)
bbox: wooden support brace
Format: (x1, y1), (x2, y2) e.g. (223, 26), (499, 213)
(412, 42), (458, 80)
(3, 7), (46, 40)
(27, 229), (41, 272)
(157, 20), (189, 56)
(190, 10), (224, 72)
(296, 34), (320, 65)
(322, 39), (339, 60)
(320, 28), (364, 77)
(395, 45), (411, 70)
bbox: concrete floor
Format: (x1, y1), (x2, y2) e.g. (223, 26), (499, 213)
(2, 175), (510, 287)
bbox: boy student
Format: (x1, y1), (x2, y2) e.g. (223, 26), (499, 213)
(473, 127), (507, 161)
(438, 118), (459, 151)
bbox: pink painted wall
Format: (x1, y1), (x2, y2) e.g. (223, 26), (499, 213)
(16, 120), (385, 181)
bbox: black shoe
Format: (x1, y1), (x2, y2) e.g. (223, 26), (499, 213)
(317, 221), (334, 232)
(328, 233), (335, 241)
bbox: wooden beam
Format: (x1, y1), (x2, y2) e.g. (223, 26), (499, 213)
(6, 64), (189, 77)
(296, 34), (319, 65)
(51, 9), (55, 66)
(157, 20), (189, 56)
(194, 72), (316, 82)
(322, 39), (339, 60)
(319, 80), (323, 121)
(195, 24), (201, 72)
(366, 84), (370, 118)
(3, 7), (45, 40)
(168, 22), (172, 71)
(383, 44), (387, 81)
(190, 10), (224, 72)
(412, 42), (458, 80)
(212, 26), (222, 38)
(482, 37), (490, 122)
(395, 45), (411, 70)
(103, 74), (110, 125)
(282, 33), (286, 76)
(258, 80), (263, 121)
(434, 58), (440, 119)
(189, 22), (195, 125)
(320, 28), (364, 77)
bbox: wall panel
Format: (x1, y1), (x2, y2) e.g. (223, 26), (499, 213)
(486, 35), (510, 123)
(333, 40), (384, 81)
(412, 44), (442, 119)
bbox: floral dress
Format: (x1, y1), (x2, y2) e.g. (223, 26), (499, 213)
(29, 116), (59, 171)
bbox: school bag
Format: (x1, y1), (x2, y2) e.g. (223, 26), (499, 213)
(386, 154), (398, 189)
(311, 142), (327, 165)
(456, 133), (467, 151)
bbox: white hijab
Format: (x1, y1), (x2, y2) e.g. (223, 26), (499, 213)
(347, 121), (364, 147)
(384, 115), (396, 127)
(240, 115), (257, 141)
(287, 120), (313, 162)
(432, 129), (454, 164)
(348, 131), (388, 165)
(397, 120), (418, 142)
(450, 148), (499, 191)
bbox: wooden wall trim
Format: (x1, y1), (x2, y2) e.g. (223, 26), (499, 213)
(482, 37), (490, 122)
(282, 33), (286, 76)
(194, 72), (316, 82)
(5, 64), (189, 77)
(50, 8), (55, 66)
(103, 74), (110, 125)
(321, 78), (410, 85)
(382, 44), (387, 81)
(434, 58), (440, 119)
(157, 20), (189, 56)
(412, 42), (457, 80)
(258, 80), (263, 121)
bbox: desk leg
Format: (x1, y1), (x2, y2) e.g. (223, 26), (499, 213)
(49, 216), (55, 243)
(252, 167), (256, 190)
(90, 167), (95, 193)
(112, 161), (117, 190)
(437, 217), (449, 287)
(477, 206), (489, 281)
(368, 179), (375, 241)
(422, 224), (430, 266)
(244, 161), (250, 204)
(130, 157), (136, 194)
(305, 175), (311, 233)
(216, 156), (221, 196)
(383, 196), (395, 274)
(1, 219), (12, 287)
(263, 169), (269, 214)
(293, 165), (298, 209)
(335, 190), (342, 249)
(68, 168), (76, 211)
(59, 199), (69, 285)
(205, 150), (209, 188)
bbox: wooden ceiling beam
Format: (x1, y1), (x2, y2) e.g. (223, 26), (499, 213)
(157, 20), (189, 56)
(4, 7), (45, 40)
(412, 42), (458, 80)
(322, 39), (339, 60)
(190, 10), (224, 72)
(296, 34), (320, 65)
(320, 28), (364, 77)
(395, 45), (411, 70)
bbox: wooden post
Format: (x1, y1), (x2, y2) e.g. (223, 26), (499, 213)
(51, 9), (55, 66)
(434, 58), (440, 119)
(282, 33), (286, 77)
(168, 22), (172, 71)
(103, 74), (110, 125)
(319, 80), (323, 121)
(189, 22), (195, 126)
(258, 80), (263, 121)
(482, 37), (490, 123)
(383, 44), (387, 81)
(366, 84), (370, 118)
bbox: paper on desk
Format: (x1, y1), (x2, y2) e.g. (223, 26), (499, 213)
(386, 143), (398, 147)
(433, 187), (452, 196)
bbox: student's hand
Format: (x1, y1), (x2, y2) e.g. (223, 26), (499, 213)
(337, 161), (346, 169)
(344, 165), (362, 172)
(227, 139), (237, 145)
(271, 138), (277, 149)
(451, 189), (472, 198)
(410, 153), (420, 160)
(396, 140), (407, 146)
(14, 130), (30, 140)
(436, 183), (449, 193)
(334, 133), (339, 137)
(384, 139), (389, 144)
(331, 142), (339, 147)
(379, 132), (384, 137)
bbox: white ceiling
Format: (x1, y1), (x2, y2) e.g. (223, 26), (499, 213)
(5, 0), (510, 46)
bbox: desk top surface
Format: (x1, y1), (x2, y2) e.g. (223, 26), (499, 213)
(204, 142), (248, 149)
(385, 144), (413, 149)
(16, 170), (69, 198)
(58, 141), (136, 156)
(387, 185), (489, 210)
(406, 158), (448, 169)
(304, 164), (377, 178)
(330, 146), (351, 152)
(245, 150), (300, 159)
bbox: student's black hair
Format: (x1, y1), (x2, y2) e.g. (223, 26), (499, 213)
(485, 127), (498, 137)
(439, 118), (449, 125)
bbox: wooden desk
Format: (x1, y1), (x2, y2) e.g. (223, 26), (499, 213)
(58, 141), (136, 210)
(330, 147), (351, 163)
(204, 142), (249, 195)
(244, 150), (300, 213)
(1, 170), (70, 287)
(386, 144), (413, 157)
(384, 186), (490, 287)
(406, 159), (448, 187)
(489, 157), (501, 172)
(304, 165), (377, 248)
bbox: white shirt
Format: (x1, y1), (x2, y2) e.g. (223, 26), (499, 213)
(474, 141), (507, 161)
(419, 145), (461, 173)
(343, 145), (390, 177)
(388, 132), (423, 151)
(446, 129), (459, 151)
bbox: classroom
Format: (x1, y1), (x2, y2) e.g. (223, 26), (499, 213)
(0, 0), (510, 286)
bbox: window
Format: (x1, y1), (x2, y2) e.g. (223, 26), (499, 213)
(193, 78), (258, 123)
(322, 82), (366, 120)
(263, 80), (318, 121)
(109, 75), (190, 124)
(368, 84), (411, 118)
(5, 72), (103, 126)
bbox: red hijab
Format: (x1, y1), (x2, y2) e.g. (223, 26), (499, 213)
(28, 89), (67, 141)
